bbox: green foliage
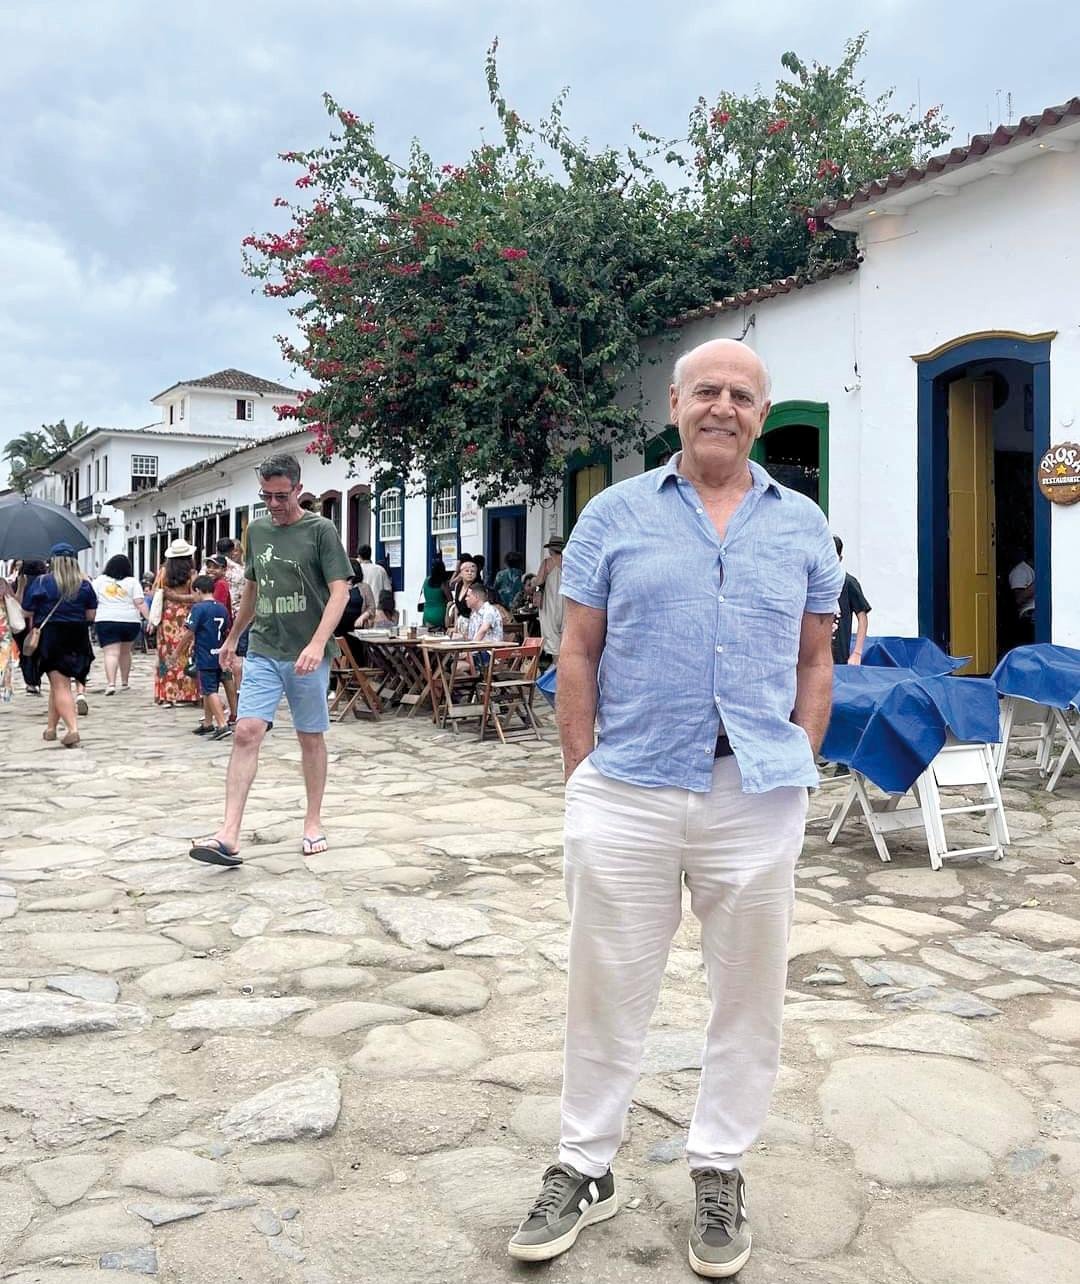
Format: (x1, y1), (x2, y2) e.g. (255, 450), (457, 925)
(4, 419), (90, 489)
(243, 34), (948, 503)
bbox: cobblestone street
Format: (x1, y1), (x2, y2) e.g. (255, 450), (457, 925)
(2, 659), (1080, 1283)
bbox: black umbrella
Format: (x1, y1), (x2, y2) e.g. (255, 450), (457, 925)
(0, 494), (92, 561)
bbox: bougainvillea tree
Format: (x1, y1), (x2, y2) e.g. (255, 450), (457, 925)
(243, 35), (948, 502)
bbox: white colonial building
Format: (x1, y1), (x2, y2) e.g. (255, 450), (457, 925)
(626, 95), (1080, 667)
(25, 369), (299, 573)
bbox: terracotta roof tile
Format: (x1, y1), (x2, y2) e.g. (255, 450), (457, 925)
(816, 96), (1080, 221)
(152, 368), (298, 401)
(667, 258), (860, 327)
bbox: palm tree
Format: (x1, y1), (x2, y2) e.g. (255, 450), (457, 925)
(4, 420), (91, 488)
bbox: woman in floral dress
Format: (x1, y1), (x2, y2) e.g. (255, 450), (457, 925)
(155, 544), (199, 706)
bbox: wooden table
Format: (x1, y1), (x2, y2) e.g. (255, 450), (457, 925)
(421, 639), (520, 730)
(350, 632), (435, 716)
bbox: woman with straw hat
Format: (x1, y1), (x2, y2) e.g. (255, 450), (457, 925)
(22, 543), (97, 747)
(154, 539), (200, 707)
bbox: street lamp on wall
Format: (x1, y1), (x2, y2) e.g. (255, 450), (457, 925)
(153, 509), (168, 533)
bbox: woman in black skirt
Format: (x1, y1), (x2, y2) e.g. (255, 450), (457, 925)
(23, 543), (97, 748)
(12, 558), (47, 694)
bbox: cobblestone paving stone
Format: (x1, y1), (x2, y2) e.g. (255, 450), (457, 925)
(2, 661), (1080, 1282)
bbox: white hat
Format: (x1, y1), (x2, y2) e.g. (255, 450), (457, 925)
(164, 538), (195, 559)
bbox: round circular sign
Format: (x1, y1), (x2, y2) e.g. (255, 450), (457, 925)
(1038, 442), (1080, 505)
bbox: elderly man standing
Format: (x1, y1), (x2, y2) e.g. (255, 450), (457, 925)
(509, 339), (842, 1277)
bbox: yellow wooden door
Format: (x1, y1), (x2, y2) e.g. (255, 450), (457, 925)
(948, 378), (996, 674)
(573, 463), (607, 523)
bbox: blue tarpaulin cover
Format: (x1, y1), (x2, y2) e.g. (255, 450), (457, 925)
(537, 665), (557, 708)
(822, 666), (1001, 794)
(861, 636), (970, 675)
(991, 644), (1080, 711)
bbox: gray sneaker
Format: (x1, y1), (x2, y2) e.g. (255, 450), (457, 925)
(507, 1162), (617, 1262)
(689, 1168), (752, 1277)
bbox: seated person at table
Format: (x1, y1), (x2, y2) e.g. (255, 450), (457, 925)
(370, 590), (399, 629)
(510, 572), (536, 614)
(1008, 554), (1035, 644)
(457, 583), (504, 675)
(335, 568), (375, 637)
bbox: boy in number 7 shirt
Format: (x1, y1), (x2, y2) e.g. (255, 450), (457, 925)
(179, 575), (231, 741)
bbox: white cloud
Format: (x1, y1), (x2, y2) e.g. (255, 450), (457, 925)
(0, 214), (176, 315)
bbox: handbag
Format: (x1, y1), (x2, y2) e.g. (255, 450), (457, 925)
(22, 597), (63, 656)
(148, 588), (165, 628)
(3, 594), (26, 633)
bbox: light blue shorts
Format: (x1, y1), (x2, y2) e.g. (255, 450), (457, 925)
(238, 653), (331, 734)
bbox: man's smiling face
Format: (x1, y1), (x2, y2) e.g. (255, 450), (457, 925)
(669, 341), (769, 478)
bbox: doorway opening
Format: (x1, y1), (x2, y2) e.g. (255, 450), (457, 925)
(752, 400), (829, 513)
(486, 505), (527, 581)
(916, 333), (1052, 673)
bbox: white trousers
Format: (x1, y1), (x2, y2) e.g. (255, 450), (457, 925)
(558, 756), (808, 1177)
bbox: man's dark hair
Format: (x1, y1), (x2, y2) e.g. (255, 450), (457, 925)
(504, 550), (524, 571)
(467, 582), (490, 602)
(833, 535), (843, 557)
(258, 454), (301, 486)
(193, 574), (216, 594)
(216, 537), (237, 556)
(104, 553), (132, 579)
(359, 544), (373, 560)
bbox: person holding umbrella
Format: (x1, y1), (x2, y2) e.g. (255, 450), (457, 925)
(23, 543), (97, 747)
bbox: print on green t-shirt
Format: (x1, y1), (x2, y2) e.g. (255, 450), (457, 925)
(244, 513), (352, 660)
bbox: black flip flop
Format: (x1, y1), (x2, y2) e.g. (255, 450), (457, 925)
(189, 839), (243, 867)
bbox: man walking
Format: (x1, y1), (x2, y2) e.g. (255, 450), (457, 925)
(356, 543), (391, 602)
(189, 454), (351, 867)
(508, 339), (842, 1277)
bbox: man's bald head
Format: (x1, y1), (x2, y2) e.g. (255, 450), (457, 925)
(672, 339), (771, 404)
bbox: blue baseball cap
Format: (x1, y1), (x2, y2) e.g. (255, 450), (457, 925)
(48, 542), (77, 558)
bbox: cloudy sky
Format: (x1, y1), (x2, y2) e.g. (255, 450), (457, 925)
(1, 0), (1075, 466)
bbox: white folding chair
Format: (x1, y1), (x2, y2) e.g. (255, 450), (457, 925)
(1046, 708), (1080, 792)
(828, 736), (1009, 871)
(995, 695), (1056, 780)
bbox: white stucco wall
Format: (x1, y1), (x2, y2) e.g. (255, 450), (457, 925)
(178, 387), (299, 440)
(853, 145), (1080, 643)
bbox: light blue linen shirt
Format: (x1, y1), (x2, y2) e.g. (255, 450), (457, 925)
(560, 454), (843, 794)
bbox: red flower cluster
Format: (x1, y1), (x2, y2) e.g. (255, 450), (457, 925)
(711, 110), (731, 127)
(386, 262), (422, 276)
(295, 174), (315, 188)
(355, 320), (379, 334)
(410, 202), (456, 229)
(306, 256), (352, 284)
(273, 196), (289, 208)
(499, 247), (528, 261)
(806, 216), (820, 235)
(816, 159), (841, 180)
(274, 403), (301, 419)
(338, 109), (359, 128)
(464, 443), (478, 455)
(766, 118), (789, 136)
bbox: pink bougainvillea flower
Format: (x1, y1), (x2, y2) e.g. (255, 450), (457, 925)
(499, 247), (528, 261)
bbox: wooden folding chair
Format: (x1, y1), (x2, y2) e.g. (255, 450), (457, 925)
(479, 637), (545, 743)
(329, 637), (382, 721)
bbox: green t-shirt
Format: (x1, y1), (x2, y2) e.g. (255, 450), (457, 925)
(244, 513), (352, 660)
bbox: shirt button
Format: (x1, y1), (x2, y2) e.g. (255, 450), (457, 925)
(715, 645), (723, 653)
(704, 747), (711, 755)
(695, 507), (703, 515)
(718, 595), (725, 603)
